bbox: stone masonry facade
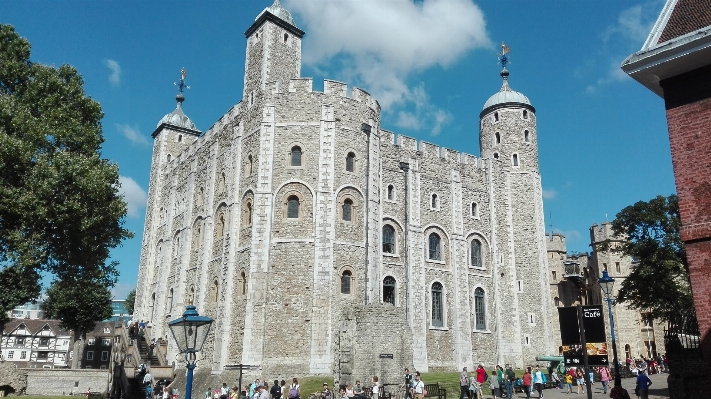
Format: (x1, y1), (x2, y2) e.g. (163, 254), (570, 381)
(133, 3), (555, 388)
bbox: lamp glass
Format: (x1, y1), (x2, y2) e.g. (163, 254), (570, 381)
(599, 270), (615, 298)
(168, 305), (213, 354)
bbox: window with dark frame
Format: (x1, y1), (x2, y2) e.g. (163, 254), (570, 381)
(346, 152), (356, 172)
(387, 185), (394, 200)
(474, 287), (486, 330)
(290, 146), (302, 167)
(383, 225), (395, 254)
(383, 276), (396, 305)
(287, 196), (299, 219)
(341, 270), (352, 294)
(428, 233), (441, 260)
(431, 282), (443, 327)
(342, 199), (353, 221)
(470, 239), (482, 268)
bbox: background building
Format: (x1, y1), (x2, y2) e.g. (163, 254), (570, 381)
(0, 319), (72, 368)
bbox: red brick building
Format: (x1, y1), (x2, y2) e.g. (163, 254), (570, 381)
(622, 0), (711, 385)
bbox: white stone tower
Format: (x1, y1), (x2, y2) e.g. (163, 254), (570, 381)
(478, 45), (554, 363)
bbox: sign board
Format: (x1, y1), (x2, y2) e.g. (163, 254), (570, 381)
(558, 305), (609, 366)
(379, 354), (393, 359)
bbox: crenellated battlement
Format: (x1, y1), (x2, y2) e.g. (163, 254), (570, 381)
(546, 233), (567, 253)
(382, 132), (481, 168)
(590, 222), (624, 244)
(277, 78), (381, 112)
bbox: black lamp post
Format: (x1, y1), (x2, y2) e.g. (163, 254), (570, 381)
(598, 269), (621, 387)
(168, 305), (214, 399)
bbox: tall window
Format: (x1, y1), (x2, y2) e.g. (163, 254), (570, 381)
(524, 130), (530, 142)
(470, 239), (482, 268)
(188, 286), (195, 305)
(474, 287), (486, 330)
(512, 153), (519, 167)
(471, 202), (478, 217)
(218, 172), (226, 193)
(383, 225), (395, 254)
(431, 282), (443, 327)
(342, 199), (353, 221)
(287, 196), (299, 219)
(428, 233), (441, 260)
(346, 152), (356, 172)
(290, 146), (302, 166)
(168, 288), (174, 312)
(245, 201), (253, 225)
(523, 110), (528, 119)
(216, 214), (225, 238)
(387, 185), (394, 200)
(341, 270), (352, 294)
(210, 280), (219, 302)
(246, 155), (253, 176)
(86, 351), (94, 360)
(383, 276), (396, 305)
(431, 193), (438, 209)
(495, 132), (501, 144)
(238, 271), (247, 296)
(494, 112), (499, 122)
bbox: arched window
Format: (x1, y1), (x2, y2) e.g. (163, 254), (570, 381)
(474, 287), (485, 330)
(512, 154), (519, 167)
(246, 155), (253, 176)
(218, 173), (226, 193)
(178, 134), (183, 143)
(244, 201), (253, 225)
(625, 344), (631, 359)
(383, 225), (395, 254)
(198, 187), (204, 206)
(431, 193), (438, 209)
(188, 286), (195, 305)
(495, 132), (501, 144)
(523, 110), (528, 119)
(210, 280), (219, 302)
(346, 152), (356, 172)
(238, 270), (247, 296)
(431, 282), (443, 327)
(284, 33), (289, 43)
(387, 185), (394, 200)
(383, 276), (396, 305)
(471, 202), (478, 218)
(168, 288), (174, 312)
(341, 270), (352, 294)
(216, 214), (225, 238)
(494, 112), (499, 122)
(167, 154), (172, 162)
(290, 146), (302, 167)
(287, 195), (300, 219)
(470, 239), (482, 268)
(342, 199), (353, 221)
(524, 130), (530, 142)
(428, 233), (441, 261)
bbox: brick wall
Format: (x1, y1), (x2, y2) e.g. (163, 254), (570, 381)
(661, 63), (711, 384)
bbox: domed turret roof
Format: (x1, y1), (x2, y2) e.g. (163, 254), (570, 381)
(157, 93), (198, 131)
(256, 0), (297, 27)
(483, 69), (531, 110)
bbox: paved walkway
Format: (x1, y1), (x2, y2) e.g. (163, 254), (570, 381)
(505, 373), (669, 399)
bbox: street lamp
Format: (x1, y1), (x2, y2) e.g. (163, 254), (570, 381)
(169, 305), (214, 399)
(598, 269), (621, 387)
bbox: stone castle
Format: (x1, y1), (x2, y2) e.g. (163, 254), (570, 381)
(134, 1), (556, 384)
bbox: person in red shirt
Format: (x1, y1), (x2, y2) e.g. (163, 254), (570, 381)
(476, 365), (486, 384)
(522, 369), (532, 399)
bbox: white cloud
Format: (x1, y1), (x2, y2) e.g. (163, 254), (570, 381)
(287, 0), (490, 132)
(112, 282), (136, 301)
(602, 4), (655, 44)
(553, 228), (582, 241)
(118, 176), (147, 218)
(542, 188), (558, 200)
(104, 59), (121, 86)
(115, 123), (149, 146)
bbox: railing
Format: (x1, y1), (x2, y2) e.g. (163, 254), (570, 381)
(664, 312), (702, 355)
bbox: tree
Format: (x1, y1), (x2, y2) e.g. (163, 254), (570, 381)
(42, 278), (113, 368)
(125, 288), (136, 316)
(601, 194), (693, 321)
(0, 24), (132, 330)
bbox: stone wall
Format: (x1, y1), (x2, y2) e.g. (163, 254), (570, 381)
(24, 369), (109, 395)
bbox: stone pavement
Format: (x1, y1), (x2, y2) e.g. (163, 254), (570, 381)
(505, 373), (669, 399)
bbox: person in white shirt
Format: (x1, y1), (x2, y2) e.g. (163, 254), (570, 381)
(532, 367), (544, 399)
(371, 377), (379, 399)
(410, 372), (425, 399)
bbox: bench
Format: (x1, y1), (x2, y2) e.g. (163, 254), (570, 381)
(424, 383), (446, 399)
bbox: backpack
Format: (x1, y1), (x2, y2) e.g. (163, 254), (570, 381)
(484, 372), (489, 382)
(289, 385), (298, 399)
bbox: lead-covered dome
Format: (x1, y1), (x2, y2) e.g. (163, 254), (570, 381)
(256, 0), (297, 27)
(157, 94), (198, 131)
(482, 69), (531, 110)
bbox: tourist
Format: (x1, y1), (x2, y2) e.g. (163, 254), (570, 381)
(635, 370), (652, 399)
(322, 383), (332, 399)
(521, 369), (532, 399)
(410, 372), (425, 399)
(504, 365), (515, 399)
(280, 381), (286, 399)
(532, 366), (544, 399)
(250, 380), (261, 399)
(402, 368), (413, 399)
(259, 385), (270, 399)
(345, 384), (354, 399)
(339, 389), (347, 399)
(599, 366), (611, 394)
(271, 381), (281, 399)
(609, 384), (632, 399)
(460, 367), (470, 399)
(371, 376), (379, 399)
(288, 378), (300, 399)
(575, 368), (585, 394)
(354, 381), (364, 398)
(489, 370), (500, 399)
(564, 373), (573, 394)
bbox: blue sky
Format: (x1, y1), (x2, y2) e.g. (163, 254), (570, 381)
(2, 0), (675, 299)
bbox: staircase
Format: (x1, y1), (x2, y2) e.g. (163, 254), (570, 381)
(127, 376), (145, 399)
(136, 336), (161, 366)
